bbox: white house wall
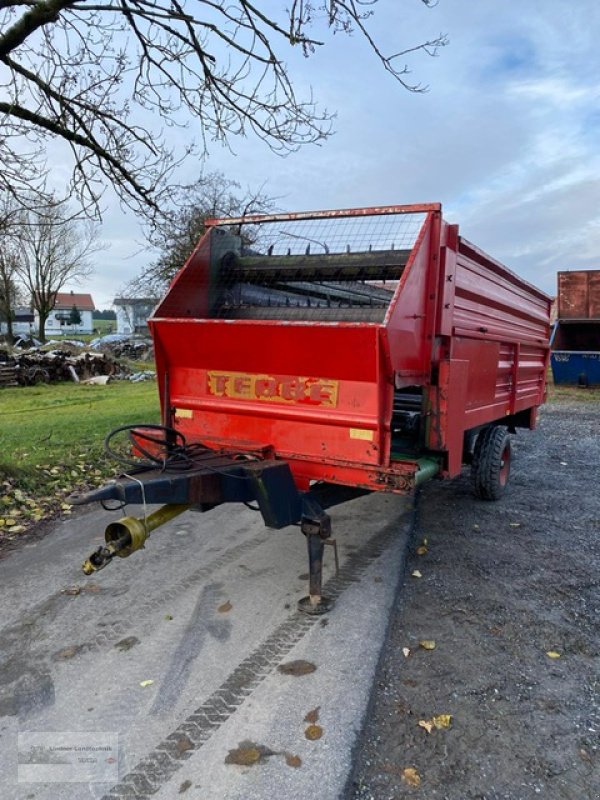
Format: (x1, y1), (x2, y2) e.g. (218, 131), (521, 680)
(43, 309), (94, 334)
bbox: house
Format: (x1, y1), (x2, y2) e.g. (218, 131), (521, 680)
(42, 291), (95, 335)
(0, 306), (35, 337)
(113, 297), (157, 335)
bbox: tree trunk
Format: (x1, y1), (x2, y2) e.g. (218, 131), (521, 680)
(5, 313), (14, 344)
(38, 312), (48, 342)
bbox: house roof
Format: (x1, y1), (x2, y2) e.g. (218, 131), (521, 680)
(53, 292), (95, 311)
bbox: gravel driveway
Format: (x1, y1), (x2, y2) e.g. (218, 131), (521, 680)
(349, 397), (600, 800)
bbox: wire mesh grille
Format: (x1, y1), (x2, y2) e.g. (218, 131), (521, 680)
(209, 211), (426, 322)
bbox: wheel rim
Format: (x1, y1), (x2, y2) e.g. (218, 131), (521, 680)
(499, 443), (511, 486)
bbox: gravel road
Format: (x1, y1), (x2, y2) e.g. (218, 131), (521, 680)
(348, 398), (600, 800)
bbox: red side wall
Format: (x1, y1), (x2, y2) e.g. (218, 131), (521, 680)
(424, 231), (551, 474)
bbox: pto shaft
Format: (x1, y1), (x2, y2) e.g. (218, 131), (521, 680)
(82, 503), (189, 574)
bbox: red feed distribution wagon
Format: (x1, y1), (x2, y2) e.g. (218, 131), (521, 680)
(72, 204), (552, 613)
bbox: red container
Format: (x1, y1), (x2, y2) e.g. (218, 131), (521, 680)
(558, 269), (600, 319)
(149, 205), (551, 493)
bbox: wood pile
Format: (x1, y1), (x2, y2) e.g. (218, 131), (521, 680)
(0, 349), (125, 387)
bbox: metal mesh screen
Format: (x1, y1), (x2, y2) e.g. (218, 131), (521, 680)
(209, 211), (427, 322)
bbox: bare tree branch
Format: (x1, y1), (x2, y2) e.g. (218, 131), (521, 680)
(127, 171), (276, 296)
(0, 1), (447, 220)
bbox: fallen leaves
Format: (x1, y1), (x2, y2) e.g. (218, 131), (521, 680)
(217, 601), (232, 613)
(411, 570), (422, 578)
(402, 767), (421, 786)
(176, 735), (194, 755)
(416, 545), (428, 556)
(419, 640), (436, 651)
(53, 644), (85, 661)
(139, 679), (154, 687)
(225, 741), (273, 766)
(304, 707), (320, 724)
(226, 745), (262, 766)
(383, 762), (421, 786)
(0, 443), (136, 542)
(546, 650), (561, 659)
(402, 647), (411, 658)
(277, 659), (317, 676)
(114, 636), (140, 652)
(418, 714), (453, 733)
(285, 754), (302, 768)
(304, 724), (323, 741)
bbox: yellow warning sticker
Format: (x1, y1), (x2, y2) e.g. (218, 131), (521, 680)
(349, 428), (374, 441)
(174, 408), (193, 419)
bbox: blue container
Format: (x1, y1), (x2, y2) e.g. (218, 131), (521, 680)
(551, 351), (600, 386)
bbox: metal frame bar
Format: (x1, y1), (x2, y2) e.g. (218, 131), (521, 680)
(205, 203), (442, 228)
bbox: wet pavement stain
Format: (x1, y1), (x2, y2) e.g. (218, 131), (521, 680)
(277, 659), (317, 676)
(150, 582), (231, 716)
(178, 779), (192, 793)
(0, 662), (55, 717)
(225, 741), (275, 766)
(114, 636), (140, 652)
(51, 643), (90, 661)
(175, 735), (194, 755)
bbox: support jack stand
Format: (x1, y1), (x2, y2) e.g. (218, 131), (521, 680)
(298, 511), (338, 615)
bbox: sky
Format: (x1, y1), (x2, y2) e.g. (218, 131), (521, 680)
(59, 0), (600, 309)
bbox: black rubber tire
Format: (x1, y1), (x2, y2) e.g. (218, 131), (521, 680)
(471, 425), (511, 501)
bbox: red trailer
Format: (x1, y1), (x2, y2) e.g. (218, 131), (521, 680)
(72, 204), (551, 613)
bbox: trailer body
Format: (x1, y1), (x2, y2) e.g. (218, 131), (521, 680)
(551, 269), (600, 386)
(72, 205), (551, 609)
(148, 204), (551, 493)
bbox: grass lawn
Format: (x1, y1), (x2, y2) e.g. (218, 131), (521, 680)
(0, 381), (160, 535)
(546, 382), (600, 403)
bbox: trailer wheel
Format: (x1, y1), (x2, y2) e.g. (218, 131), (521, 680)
(472, 426), (511, 501)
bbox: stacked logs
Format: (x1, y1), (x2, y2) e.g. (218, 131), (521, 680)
(0, 349), (125, 387)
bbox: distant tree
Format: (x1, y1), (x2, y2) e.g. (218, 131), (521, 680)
(69, 305), (82, 326)
(93, 309), (116, 320)
(15, 198), (99, 341)
(128, 172), (275, 296)
(0, 1), (446, 219)
(0, 194), (24, 343)
(0, 250), (21, 344)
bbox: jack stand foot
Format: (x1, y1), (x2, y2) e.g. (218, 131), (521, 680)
(298, 512), (334, 616)
(298, 595), (333, 615)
